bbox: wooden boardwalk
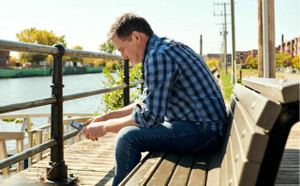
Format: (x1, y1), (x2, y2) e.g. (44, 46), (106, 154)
(1, 123), (299, 185)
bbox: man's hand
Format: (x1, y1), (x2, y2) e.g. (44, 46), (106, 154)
(78, 122), (107, 141)
(83, 114), (107, 127)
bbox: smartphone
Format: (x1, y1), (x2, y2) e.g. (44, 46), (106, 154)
(70, 120), (84, 131)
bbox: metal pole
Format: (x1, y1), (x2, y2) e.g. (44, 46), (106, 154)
(46, 44), (75, 184)
(258, 0), (264, 77)
(224, 3), (228, 75)
(262, 0), (269, 78)
(123, 59), (130, 106)
(230, 0), (236, 84)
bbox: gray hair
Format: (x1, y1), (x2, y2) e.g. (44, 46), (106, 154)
(107, 13), (153, 41)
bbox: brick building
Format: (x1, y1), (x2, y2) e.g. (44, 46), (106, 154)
(236, 49), (258, 66)
(0, 51), (10, 69)
(278, 36), (300, 56)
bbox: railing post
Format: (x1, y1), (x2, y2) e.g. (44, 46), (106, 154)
(123, 59), (130, 106)
(46, 44), (75, 184)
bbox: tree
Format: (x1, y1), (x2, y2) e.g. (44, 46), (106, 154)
(245, 54), (253, 68)
(69, 45), (83, 63)
(99, 41), (116, 54)
(16, 28), (66, 67)
(205, 57), (220, 70)
(101, 63), (142, 113)
(249, 57), (258, 69)
(291, 55), (299, 69)
(276, 53), (292, 68)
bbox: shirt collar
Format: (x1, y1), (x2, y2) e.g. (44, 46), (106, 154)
(142, 34), (158, 63)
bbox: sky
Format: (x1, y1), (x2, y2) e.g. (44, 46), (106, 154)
(1, 0), (299, 57)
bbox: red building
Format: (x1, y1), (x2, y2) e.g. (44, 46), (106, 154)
(0, 51), (10, 69)
(236, 49), (258, 66)
(278, 36), (300, 56)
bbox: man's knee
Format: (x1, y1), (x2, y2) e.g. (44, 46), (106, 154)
(115, 126), (140, 148)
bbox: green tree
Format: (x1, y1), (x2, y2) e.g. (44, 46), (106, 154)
(16, 28), (66, 67)
(99, 41), (116, 54)
(290, 55), (299, 69)
(276, 53), (292, 68)
(70, 45), (84, 63)
(100, 63), (142, 113)
(249, 57), (258, 69)
(205, 57), (220, 70)
(245, 54), (253, 68)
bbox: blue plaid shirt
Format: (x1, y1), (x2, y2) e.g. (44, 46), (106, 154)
(132, 34), (227, 136)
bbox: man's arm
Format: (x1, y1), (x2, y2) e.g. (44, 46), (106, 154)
(83, 100), (140, 126)
(79, 114), (140, 141)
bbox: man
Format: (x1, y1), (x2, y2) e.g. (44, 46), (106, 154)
(79, 13), (227, 185)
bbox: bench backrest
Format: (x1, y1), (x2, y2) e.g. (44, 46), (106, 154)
(217, 77), (299, 186)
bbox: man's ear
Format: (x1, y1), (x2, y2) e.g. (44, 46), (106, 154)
(131, 31), (141, 43)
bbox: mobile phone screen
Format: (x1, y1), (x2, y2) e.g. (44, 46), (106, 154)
(70, 120), (84, 131)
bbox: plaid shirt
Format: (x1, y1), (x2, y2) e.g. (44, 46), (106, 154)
(132, 34), (227, 136)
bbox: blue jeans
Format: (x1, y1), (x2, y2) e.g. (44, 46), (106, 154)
(112, 121), (221, 186)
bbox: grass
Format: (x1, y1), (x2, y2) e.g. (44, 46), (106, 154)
(218, 67), (299, 102)
(219, 69), (235, 102)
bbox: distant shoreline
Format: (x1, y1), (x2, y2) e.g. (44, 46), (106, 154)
(0, 66), (104, 79)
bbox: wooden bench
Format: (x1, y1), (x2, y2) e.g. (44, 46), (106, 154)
(120, 77), (299, 186)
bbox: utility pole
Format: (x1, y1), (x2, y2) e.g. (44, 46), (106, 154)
(230, 0), (236, 83)
(200, 35), (203, 57)
(214, 2), (230, 75)
(262, 0), (275, 78)
(258, 0), (263, 77)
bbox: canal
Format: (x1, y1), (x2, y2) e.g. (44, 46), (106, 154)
(0, 73), (115, 149)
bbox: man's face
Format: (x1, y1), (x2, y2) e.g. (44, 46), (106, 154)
(112, 33), (143, 64)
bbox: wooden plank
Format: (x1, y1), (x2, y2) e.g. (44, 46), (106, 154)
(220, 150), (228, 186)
(0, 140), (9, 178)
(226, 138), (238, 186)
(230, 122), (261, 186)
(233, 83), (281, 130)
(168, 154), (194, 186)
(206, 150), (221, 186)
(120, 152), (165, 186)
(242, 77), (300, 103)
(188, 154), (208, 186)
(16, 139), (24, 172)
(232, 100), (269, 163)
(0, 132), (25, 140)
(146, 153), (181, 185)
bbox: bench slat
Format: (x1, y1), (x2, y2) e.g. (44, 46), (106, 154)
(168, 154), (194, 186)
(233, 83), (281, 131)
(232, 98), (269, 163)
(120, 152), (165, 186)
(147, 153), (181, 185)
(206, 150), (222, 186)
(242, 77), (300, 103)
(187, 155), (207, 186)
(226, 138), (238, 186)
(230, 122), (261, 186)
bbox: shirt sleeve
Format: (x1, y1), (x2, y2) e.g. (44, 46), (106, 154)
(132, 52), (177, 128)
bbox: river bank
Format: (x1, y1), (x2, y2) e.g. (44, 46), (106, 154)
(0, 66), (104, 79)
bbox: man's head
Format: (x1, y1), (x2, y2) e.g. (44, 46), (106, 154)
(108, 13), (153, 64)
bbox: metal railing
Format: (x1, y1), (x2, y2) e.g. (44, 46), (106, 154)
(0, 39), (143, 184)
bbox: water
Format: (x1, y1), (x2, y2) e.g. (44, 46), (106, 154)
(0, 73), (116, 150)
